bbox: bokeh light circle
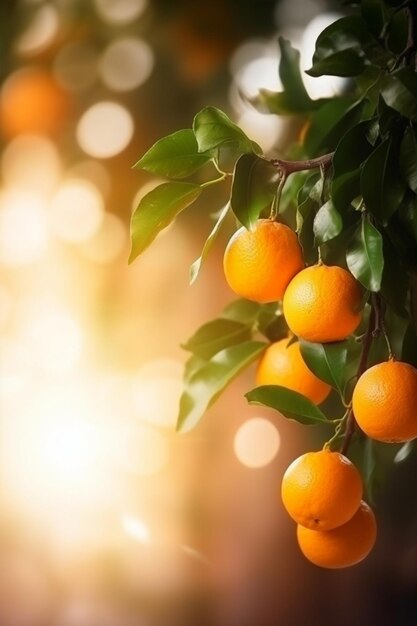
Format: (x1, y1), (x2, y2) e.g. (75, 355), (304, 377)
(76, 102), (134, 158)
(94, 0), (147, 25)
(234, 418), (280, 468)
(80, 212), (127, 264)
(99, 37), (154, 92)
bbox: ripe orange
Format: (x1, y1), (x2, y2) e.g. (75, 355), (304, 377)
(281, 450), (363, 530)
(223, 219), (304, 303)
(256, 338), (331, 405)
(297, 500), (377, 569)
(0, 67), (70, 138)
(352, 359), (417, 443)
(282, 264), (363, 343)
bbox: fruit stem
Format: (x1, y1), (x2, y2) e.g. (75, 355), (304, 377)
(270, 171), (287, 219)
(371, 292), (394, 359)
(341, 304), (376, 455)
(270, 152), (334, 176)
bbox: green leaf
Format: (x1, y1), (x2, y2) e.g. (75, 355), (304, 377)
(190, 202), (230, 284)
(299, 340), (348, 394)
(222, 299), (264, 324)
(134, 129), (212, 179)
(245, 385), (328, 425)
(181, 317), (252, 360)
(313, 200), (343, 244)
(307, 49), (365, 77)
(296, 175), (322, 264)
(361, 138), (405, 224)
(177, 341), (266, 432)
(305, 98), (366, 155)
(129, 182), (201, 262)
(331, 120), (375, 211)
(399, 126), (417, 193)
(346, 215), (384, 291)
(193, 106), (261, 156)
(381, 68), (417, 121)
(230, 154), (280, 229)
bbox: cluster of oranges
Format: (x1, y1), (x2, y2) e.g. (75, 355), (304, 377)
(223, 218), (417, 568)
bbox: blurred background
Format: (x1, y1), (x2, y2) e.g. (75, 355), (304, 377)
(1, 1), (417, 625)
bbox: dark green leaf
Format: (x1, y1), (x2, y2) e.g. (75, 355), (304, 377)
(246, 385), (328, 425)
(346, 215), (384, 291)
(134, 129), (211, 179)
(129, 182), (201, 262)
(307, 49), (365, 77)
(190, 202), (230, 284)
(305, 98), (367, 155)
(400, 126), (417, 193)
(313, 200), (343, 244)
(381, 68), (417, 121)
(361, 0), (386, 38)
(296, 176), (322, 264)
(259, 314), (289, 342)
(361, 138), (405, 224)
(222, 299), (264, 324)
(177, 340), (266, 432)
(181, 317), (252, 360)
(193, 106), (261, 156)
(230, 154), (280, 229)
(299, 340), (348, 394)
(331, 120), (375, 211)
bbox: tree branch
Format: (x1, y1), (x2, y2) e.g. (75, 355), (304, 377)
(270, 152), (334, 176)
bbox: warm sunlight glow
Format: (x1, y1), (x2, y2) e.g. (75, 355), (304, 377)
(1, 135), (61, 197)
(112, 419), (169, 476)
(50, 179), (104, 243)
(80, 212), (127, 264)
(99, 37), (154, 92)
(76, 102), (134, 158)
(0, 190), (49, 266)
(19, 300), (83, 373)
(234, 418), (280, 468)
(122, 514), (151, 543)
(131, 358), (183, 429)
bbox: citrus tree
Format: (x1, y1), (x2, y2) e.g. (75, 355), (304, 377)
(129, 0), (417, 568)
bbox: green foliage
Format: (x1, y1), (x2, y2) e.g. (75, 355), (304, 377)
(129, 0), (417, 500)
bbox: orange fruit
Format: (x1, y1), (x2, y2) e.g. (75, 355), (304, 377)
(297, 500), (377, 569)
(256, 338), (331, 405)
(0, 67), (70, 138)
(352, 359), (417, 443)
(283, 264), (363, 343)
(223, 219), (304, 303)
(281, 450), (363, 530)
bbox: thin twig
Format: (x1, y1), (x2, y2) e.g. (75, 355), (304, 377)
(341, 304), (376, 456)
